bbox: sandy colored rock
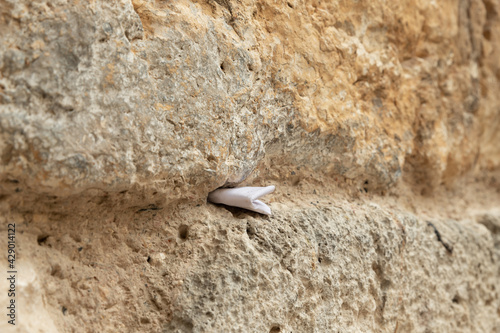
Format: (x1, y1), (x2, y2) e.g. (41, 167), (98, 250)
(0, 0), (499, 332)
(1, 183), (500, 332)
(1, 0), (498, 198)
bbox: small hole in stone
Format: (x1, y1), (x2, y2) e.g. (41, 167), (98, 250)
(452, 295), (459, 304)
(147, 256), (151, 263)
(62, 306), (67, 315)
(363, 180), (369, 193)
(37, 234), (49, 245)
(178, 225), (189, 240)
(51, 264), (62, 277)
(270, 326), (281, 333)
(220, 62), (225, 72)
(246, 224), (256, 237)
(483, 29), (491, 41)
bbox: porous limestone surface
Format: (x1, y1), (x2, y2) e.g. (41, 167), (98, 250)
(0, 186), (499, 333)
(1, 0), (500, 332)
(1, 0), (499, 199)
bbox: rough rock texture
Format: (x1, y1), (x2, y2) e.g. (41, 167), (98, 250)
(0, 0), (500, 332)
(2, 188), (500, 333)
(1, 0), (499, 197)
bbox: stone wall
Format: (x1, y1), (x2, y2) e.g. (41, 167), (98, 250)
(0, 0), (499, 332)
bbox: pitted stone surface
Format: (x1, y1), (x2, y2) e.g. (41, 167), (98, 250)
(1, 0), (500, 332)
(1, 0), (499, 198)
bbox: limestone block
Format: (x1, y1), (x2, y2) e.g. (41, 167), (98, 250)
(1, 0), (500, 332)
(1, 0), (498, 199)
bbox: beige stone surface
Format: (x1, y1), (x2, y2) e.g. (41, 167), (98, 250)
(1, 0), (498, 197)
(0, 182), (499, 332)
(0, 0), (499, 332)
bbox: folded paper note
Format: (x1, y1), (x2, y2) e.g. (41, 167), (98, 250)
(208, 185), (276, 215)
